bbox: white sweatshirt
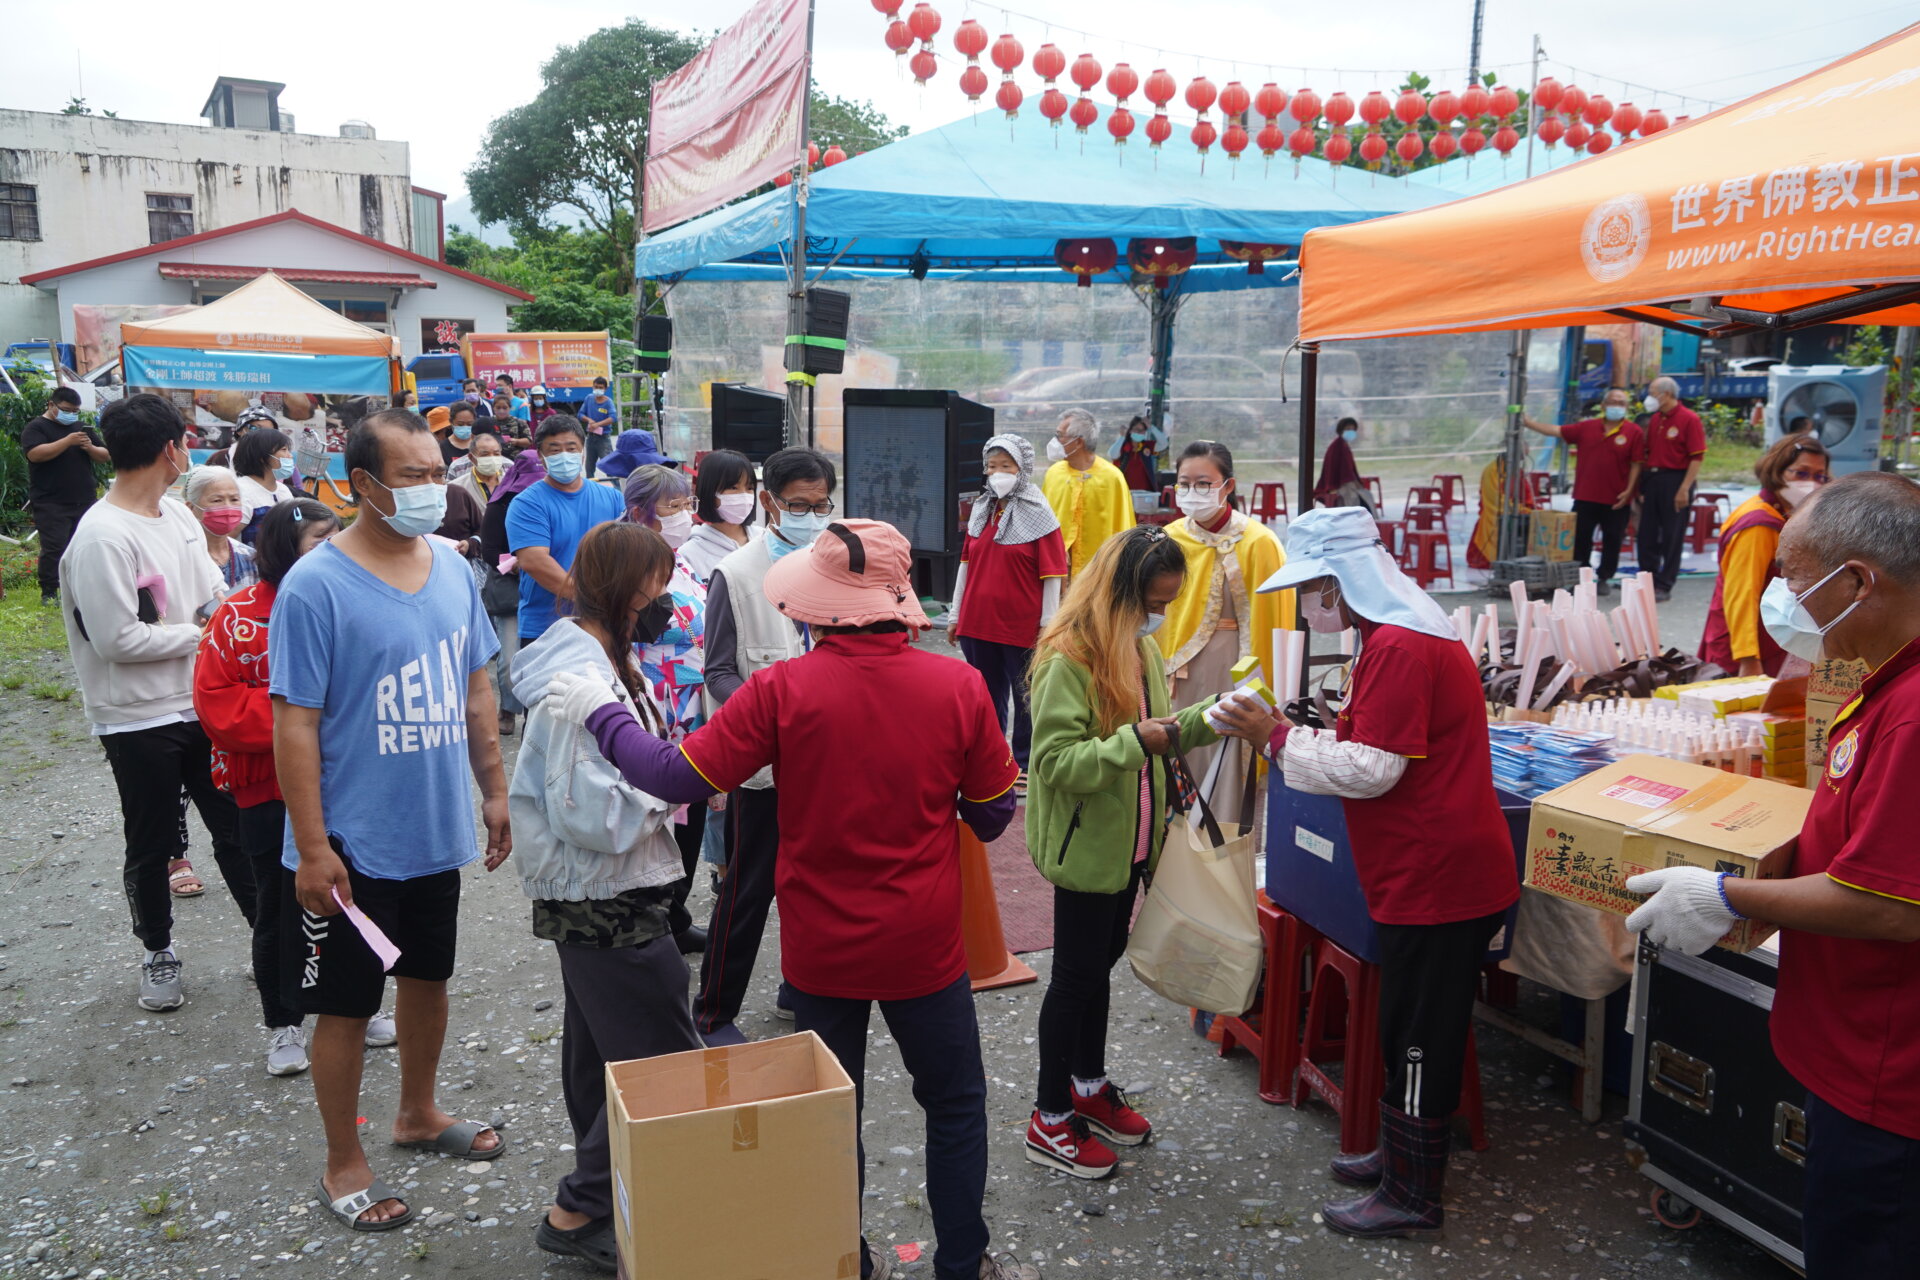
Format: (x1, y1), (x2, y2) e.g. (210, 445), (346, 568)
(59, 496), (221, 732)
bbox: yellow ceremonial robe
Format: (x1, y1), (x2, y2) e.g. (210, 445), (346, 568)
(1043, 456), (1137, 577)
(1162, 511), (1296, 687)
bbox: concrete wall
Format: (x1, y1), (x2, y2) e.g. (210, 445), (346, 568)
(0, 108), (413, 300)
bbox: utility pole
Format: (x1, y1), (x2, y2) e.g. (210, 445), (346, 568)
(782, 0), (818, 448)
(1467, 0), (1486, 83)
(1526, 35), (1543, 178)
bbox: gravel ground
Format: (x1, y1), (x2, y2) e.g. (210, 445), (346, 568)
(0, 576), (1785, 1280)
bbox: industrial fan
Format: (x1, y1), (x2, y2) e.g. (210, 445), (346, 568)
(1765, 365), (1886, 476)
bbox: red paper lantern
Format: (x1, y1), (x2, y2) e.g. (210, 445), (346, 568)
(1611, 102), (1643, 136)
(1254, 82), (1288, 122)
(1491, 126), (1519, 157)
(1558, 84), (1588, 119)
(1055, 237), (1118, 287)
(1071, 53), (1102, 93)
(1145, 112), (1172, 148)
(1289, 87), (1322, 125)
(1459, 82), (1490, 120)
(884, 20), (913, 54)
(1144, 68), (1177, 107)
(1532, 76), (1563, 112)
(1537, 115), (1566, 147)
(1460, 127), (1486, 155)
(959, 66), (988, 101)
(1395, 131), (1424, 163)
(1587, 130), (1612, 155)
(1069, 96), (1099, 134)
(1256, 121), (1287, 158)
(1186, 76), (1218, 114)
(989, 32), (1024, 74)
(1639, 108), (1670, 137)
(1358, 130), (1387, 165)
(1108, 106), (1135, 144)
(774, 170), (793, 187)
(1583, 94), (1612, 127)
(1039, 87), (1069, 126)
(1127, 236), (1197, 288)
(871, 0), (902, 16)
(1222, 122), (1250, 163)
(1358, 90), (1391, 126)
(1564, 121), (1591, 149)
(1220, 80), (1251, 119)
(1393, 89), (1426, 126)
(807, 141), (821, 166)
(1488, 84), (1519, 120)
(1033, 43), (1065, 82)
(1191, 119), (1218, 153)
(910, 48), (938, 84)
(1108, 63), (1139, 103)
(953, 18), (987, 58)
(1323, 130), (1352, 165)
(1429, 130), (1458, 162)
(822, 144), (847, 166)
(1288, 126), (1317, 158)
(1323, 90), (1353, 127)
(995, 79), (1024, 118)
(1427, 89), (1459, 125)
(906, 2), (941, 44)
(1220, 241), (1291, 274)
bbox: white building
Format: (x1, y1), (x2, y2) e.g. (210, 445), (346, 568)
(0, 77), (458, 347)
(21, 210), (529, 360)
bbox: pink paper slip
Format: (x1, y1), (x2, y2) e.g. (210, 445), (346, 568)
(332, 887), (402, 971)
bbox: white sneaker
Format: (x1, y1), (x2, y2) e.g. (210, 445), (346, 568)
(266, 1025), (310, 1077)
(138, 950), (184, 1011)
(364, 1013), (398, 1048)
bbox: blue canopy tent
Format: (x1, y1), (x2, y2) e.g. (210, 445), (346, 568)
(636, 111), (1502, 442)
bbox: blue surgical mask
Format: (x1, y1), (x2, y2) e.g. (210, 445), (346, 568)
(1138, 612), (1165, 637)
(769, 509), (830, 561)
(453, 425), (473, 442)
(1340, 428), (1358, 443)
(55, 410), (79, 424)
(274, 458), (296, 481)
(367, 476), (448, 539)
(1761, 564), (1870, 662)
(543, 451), (584, 484)
(1604, 405), (1627, 421)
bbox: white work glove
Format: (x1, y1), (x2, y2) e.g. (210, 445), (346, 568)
(545, 670), (623, 726)
(1623, 867), (1739, 956)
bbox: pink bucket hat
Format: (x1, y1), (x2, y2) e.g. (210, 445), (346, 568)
(762, 518), (931, 629)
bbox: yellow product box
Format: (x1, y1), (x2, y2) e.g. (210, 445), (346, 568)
(1525, 755), (1812, 953)
(1807, 658), (1869, 705)
(1725, 710), (1806, 746)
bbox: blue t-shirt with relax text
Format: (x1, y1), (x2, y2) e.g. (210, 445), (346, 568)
(503, 477), (624, 641)
(269, 539), (499, 880)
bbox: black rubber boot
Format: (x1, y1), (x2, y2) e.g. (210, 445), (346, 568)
(1321, 1103), (1448, 1239)
(1328, 1144), (1384, 1187)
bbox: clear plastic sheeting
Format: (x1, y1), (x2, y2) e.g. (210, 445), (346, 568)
(660, 277), (1568, 495)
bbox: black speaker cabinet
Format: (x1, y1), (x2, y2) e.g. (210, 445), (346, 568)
(784, 288), (851, 377)
(636, 315), (673, 374)
(710, 382), (786, 464)
(841, 389), (994, 597)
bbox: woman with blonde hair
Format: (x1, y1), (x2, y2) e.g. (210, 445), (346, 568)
(1021, 525), (1273, 1180)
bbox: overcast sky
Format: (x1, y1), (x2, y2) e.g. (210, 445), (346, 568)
(10, 0), (1914, 215)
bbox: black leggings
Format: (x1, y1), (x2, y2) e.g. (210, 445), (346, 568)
(1375, 911), (1505, 1119)
(236, 800), (300, 1030)
(1035, 865), (1142, 1116)
(666, 801), (706, 937)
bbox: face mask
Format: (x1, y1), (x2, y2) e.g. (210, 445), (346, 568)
(986, 473), (1018, 498)
(1302, 585), (1347, 634)
(474, 454), (508, 478)
(274, 458), (296, 481)
(1137, 612), (1165, 637)
(768, 509), (829, 561)
(633, 595), (675, 645)
(1762, 564), (1869, 662)
(1644, 394), (1662, 415)
(465, 392), (480, 403)
(1781, 479), (1820, 508)
(197, 506), (245, 536)
(543, 451), (584, 484)
(1046, 438), (1068, 462)
(1604, 405), (1627, 421)
(1175, 486), (1223, 520)
(453, 425), (473, 442)
(1131, 429), (1148, 441)
(594, 392), (608, 402)
(55, 410), (78, 425)
(1340, 428), (1358, 443)
(657, 510), (694, 548)
(715, 492), (757, 525)
(367, 476), (448, 539)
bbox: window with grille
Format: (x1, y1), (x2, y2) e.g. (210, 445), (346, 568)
(147, 193), (193, 243)
(0, 184), (38, 240)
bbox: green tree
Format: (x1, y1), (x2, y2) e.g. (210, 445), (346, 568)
(807, 93), (909, 155)
(61, 96), (116, 117)
(509, 282), (635, 335)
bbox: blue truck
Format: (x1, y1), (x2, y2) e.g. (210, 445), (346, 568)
(1576, 331), (1772, 405)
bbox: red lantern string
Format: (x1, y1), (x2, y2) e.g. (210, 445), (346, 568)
(1108, 105), (1135, 146)
(960, 66), (988, 102)
(1532, 76), (1563, 112)
(1323, 129), (1352, 166)
(1358, 90), (1390, 128)
(1429, 130), (1457, 162)
(1107, 62), (1139, 104)
(1488, 84), (1519, 120)
(1220, 80), (1251, 120)
(1459, 82), (1490, 122)
(822, 145), (847, 166)
(1427, 89), (1459, 127)
(1257, 121), (1287, 159)
(1559, 84), (1589, 120)
(1223, 121), (1250, 168)
(906, 3), (941, 45)
(995, 78), (1025, 119)
(1144, 68), (1176, 153)
(1358, 130), (1387, 166)
(1611, 102), (1642, 137)
(910, 48), (938, 85)
(1070, 53), (1102, 93)
(1537, 115), (1566, 148)
(1393, 89), (1426, 127)
(1039, 87), (1069, 128)
(1583, 94), (1613, 127)
(1563, 120), (1591, 149)
(989, 32), (1024, 75)
(1187, 76), (1217, 167)
(871, 0), (902, 18)
(1323, 90), (1353, 129)
(1587, 130), (1612, 155)
(1289, 87), (1322, 126)
(884, 20), (913, 55)
(1395, 131), (1424, 164)
(954, 20), (987, 103)
(1069, 95), (1099, 135)
(1033, 43), (1066, 83)
(1191, 118), (1218, 156)
(1459, 127), (1486, 156)
(1639, 108), (1670, 137)
(1491, 125), (1518, 158)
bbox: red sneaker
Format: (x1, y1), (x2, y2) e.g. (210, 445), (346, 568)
(1024, 1111), (1118, 1180)
(1072, 1082), (1152, 1147)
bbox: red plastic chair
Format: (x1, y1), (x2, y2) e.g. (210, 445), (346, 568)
(1403, 486), (1445, 519)
(1687, 499), (1724, 555)
(1404, 504), (1447, 533)
(1359, 476), (1385, 512)
(1374, 519), (1407, 561)
(1696, 490), (1732, 520)
(1249, 481), (1289, 524)
(1216, 894), (1321, 1104)
(1433, 473), (1467, 514)
(1402, 529), (1455, 589)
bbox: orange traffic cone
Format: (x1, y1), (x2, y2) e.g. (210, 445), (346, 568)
(957, 820), (1038, 991)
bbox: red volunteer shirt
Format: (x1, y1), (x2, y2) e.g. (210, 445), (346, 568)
(1772, 634), (1920, 1140)
(955, 510), (1069, 649)
(1559, 418), (1644, 505)
(1641, 404), (1706, 471)
(682, 631), (1019, 1001)
(1335, 622), (1522, 926)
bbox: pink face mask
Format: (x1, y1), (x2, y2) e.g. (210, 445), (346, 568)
(197, 506), (246, 536)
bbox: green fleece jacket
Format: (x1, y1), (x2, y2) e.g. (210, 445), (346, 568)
(1025, 637), (1220, 895)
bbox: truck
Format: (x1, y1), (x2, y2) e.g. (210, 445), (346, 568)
(406, 331), (614, 410)
(1575, 326), (1772, 406)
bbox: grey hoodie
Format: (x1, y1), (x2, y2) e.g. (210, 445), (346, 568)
(508, 618), (682, 901)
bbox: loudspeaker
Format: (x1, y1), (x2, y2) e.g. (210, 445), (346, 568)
(841, 389), (995, 561)
(635, 315), (673, 374)
(710, 382), (786, 464)
(784, 288), (851, 377)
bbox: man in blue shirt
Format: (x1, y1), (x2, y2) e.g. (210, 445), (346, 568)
(580, 377), (619, 476)
(504, 415), (624, 644)
(271, 408), (513, 1230)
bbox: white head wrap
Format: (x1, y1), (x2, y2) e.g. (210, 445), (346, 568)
(1256, 507), (1456, 640)
(968, 433), (1061, 546)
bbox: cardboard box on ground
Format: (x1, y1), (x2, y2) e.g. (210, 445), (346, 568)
(1805, 658), (1869, 788)
(607, 1032), (861, 1280)
(1528, 511), (1577, 563)
(1524, 755), (1813, 953)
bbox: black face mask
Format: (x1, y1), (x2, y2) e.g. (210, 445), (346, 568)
(633, 595), (674, 645)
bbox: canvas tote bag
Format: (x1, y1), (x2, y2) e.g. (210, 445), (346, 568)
(1126, 729), (1263, 1016)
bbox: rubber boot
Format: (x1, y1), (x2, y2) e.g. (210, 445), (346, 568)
(1328, 1145), (1383, 1187)
(1321, 1102), (1448, 1239)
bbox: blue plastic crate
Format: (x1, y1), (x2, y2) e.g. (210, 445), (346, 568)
(1265, 784), (1529, 964)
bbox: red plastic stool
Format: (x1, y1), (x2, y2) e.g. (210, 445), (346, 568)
(1403, 486), (1445, 519)
(1360, 476), (1384, 512)
(1433, 473), (1467, 514)
(1404, 503), (1447, 533)
(1402, 529), (1454, 589)
(1217, 894), (1322, 1104)
(1687, 499), (1723, 555)
(1374, 519), (1407, 561)
(1250, 481), (1289, 524)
